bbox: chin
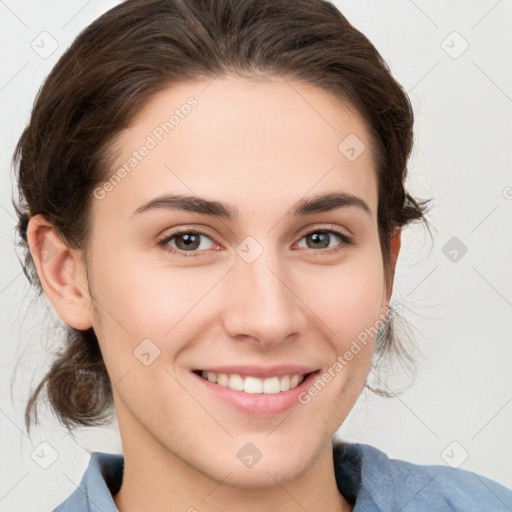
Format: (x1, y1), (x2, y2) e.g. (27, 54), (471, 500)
(222, 459), (308, 489)
(198, 441), (318, 489)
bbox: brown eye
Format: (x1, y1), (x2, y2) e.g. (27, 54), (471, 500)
(158, 230), (218, 256)
(174, 233), (201, 250)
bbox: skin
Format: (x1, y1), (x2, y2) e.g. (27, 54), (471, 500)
(27, 75), (401, 512)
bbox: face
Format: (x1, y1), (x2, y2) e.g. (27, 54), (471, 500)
(81, 75), (398, 486)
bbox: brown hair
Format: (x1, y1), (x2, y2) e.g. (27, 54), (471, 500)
(13, 0), (431, 433)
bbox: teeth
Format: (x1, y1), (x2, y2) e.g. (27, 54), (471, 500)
(280, 375), (290, 391)
(228, 374), (244, 391)
(244, 376), (263, 394)
(200, 371), (305, 394)
(290, 375), (300, 388)
(262, 377), (280, 394)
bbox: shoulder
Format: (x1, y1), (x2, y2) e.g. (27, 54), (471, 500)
(52, 452), (123, 512)
(333, 442), (512, 511)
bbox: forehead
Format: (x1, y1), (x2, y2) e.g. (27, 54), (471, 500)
(95, 75), (378, 224)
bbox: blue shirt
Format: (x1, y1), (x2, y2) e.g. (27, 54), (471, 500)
(53, 442), (512, 511)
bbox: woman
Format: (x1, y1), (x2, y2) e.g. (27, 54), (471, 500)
(13, 0), (512, 510)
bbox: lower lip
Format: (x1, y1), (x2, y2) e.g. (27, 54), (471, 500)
(192, 371), (319, 416)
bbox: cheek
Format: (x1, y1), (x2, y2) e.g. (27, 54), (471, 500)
(302, 250), (385, 347)
(90, 243), (223, 337)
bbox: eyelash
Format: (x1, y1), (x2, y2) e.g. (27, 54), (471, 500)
(156, 224), (353, 258)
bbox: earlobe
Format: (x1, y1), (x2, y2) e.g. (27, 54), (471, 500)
(26, 214), (93, 331)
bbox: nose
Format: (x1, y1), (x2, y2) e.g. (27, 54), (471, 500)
(222, 246), (308, 348)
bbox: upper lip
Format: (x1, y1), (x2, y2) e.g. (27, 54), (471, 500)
(193, 365), (318, 379)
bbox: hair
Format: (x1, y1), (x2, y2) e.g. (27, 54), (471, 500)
(13, 0), (432, 433)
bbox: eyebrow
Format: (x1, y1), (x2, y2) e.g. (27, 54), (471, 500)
(130, 191), (372, 220)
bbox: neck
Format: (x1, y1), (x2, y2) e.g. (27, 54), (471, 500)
(113, 415), (352, 512)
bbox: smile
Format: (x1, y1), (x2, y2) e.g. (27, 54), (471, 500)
(199, 370), (306, 394)
(192, 365), (320, 415)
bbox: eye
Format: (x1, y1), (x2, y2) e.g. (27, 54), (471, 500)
(296, 226), (352, 252)
(157, 229), (220, 256)
(157, 225), (353, 258)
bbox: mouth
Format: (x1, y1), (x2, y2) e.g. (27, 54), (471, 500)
(193, 369), (310, 394)
(191, 367), (320, 416)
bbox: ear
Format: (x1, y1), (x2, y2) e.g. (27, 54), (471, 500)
(381, 227), (401, 313)
(26, 214), (93, 330)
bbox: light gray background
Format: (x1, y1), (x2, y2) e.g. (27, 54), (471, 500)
(1, 1), (511, 510)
